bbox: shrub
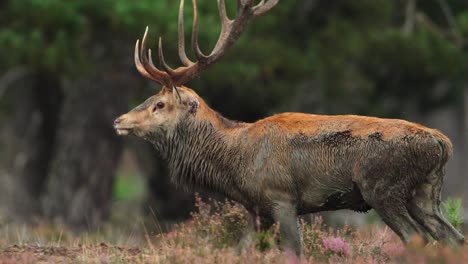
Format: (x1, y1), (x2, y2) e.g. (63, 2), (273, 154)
(443, 197), (464, 231)
(322, 236), (350, 257)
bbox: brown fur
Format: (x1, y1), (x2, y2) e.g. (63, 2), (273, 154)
(115, 86), (464, 255)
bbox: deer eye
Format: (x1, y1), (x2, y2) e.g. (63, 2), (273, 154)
(152, 102), (165, 113)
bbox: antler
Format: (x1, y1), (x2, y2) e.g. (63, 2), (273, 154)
(134, 0), (279, 89)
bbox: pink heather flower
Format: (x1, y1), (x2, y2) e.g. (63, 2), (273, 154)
(322, 236), (351, 257)
(382, 242), (405, 257)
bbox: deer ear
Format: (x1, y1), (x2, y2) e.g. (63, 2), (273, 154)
(162, 86), (173, 93)
(188, 99), (199, 114)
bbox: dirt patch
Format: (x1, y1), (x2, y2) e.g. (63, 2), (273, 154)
(1, 243), (142, 263)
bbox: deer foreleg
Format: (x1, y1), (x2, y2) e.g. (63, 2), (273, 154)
(272, 201), (303, 257)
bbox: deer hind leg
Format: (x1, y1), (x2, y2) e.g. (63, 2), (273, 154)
(369, 197), (429, 243)
(407, 171), (465, 245)
(236, 212), (275, 254)
(359, 177), (429, 243)
(236, 212), (256, 254)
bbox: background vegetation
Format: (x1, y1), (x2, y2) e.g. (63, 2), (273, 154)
(0, 0), (467, 262)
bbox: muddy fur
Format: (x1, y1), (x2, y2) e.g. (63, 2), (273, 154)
(115, 86), (465, 255)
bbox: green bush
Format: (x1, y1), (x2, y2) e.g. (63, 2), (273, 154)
(443, 197), (464, 231)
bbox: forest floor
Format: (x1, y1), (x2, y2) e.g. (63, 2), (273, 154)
(0, 198), (467, 263)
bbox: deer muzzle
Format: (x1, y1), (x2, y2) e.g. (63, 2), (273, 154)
(114, 116), (133, 136)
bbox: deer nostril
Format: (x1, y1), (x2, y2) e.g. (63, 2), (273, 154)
(114, 118), (122, 127)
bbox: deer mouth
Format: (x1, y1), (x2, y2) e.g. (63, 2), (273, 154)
(115, 127), (133, 136)
(114, 117), (135, 136)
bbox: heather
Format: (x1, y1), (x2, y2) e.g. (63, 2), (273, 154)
(1, 196), (466, 263)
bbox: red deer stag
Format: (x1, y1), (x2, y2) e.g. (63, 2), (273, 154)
(114, 0), (465, 255)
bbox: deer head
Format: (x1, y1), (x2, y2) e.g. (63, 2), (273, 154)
(114, 0), (278, 138)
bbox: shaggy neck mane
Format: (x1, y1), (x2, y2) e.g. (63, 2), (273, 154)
(156, 107), (248, 196)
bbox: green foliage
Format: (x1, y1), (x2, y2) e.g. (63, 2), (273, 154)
(303, 0), (467, 115)
(254, 228), (278, 252)
(0, 0), (176, 74)
(443, 197), (464, 231)
(112, 171), (146, 201)
(1, 0), (467, 117)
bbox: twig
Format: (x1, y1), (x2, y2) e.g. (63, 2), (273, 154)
(416, 13), (448, 38)
(413, 0), (465, 47)
(436, 0), (463, 46)
(403, 0), (417, 35)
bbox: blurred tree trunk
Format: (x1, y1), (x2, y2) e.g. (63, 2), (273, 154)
(10, 71), (62, 218)
(129, 139), (194, 228)
(41, 68), (137, 229)
(463, 85), (468, 201)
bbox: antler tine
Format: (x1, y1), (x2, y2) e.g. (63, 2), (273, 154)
(237, 0), (255, 11)
(158, 37), (176, 76)
(148, 48), (175, 88)
(134, 39), (160, 83)
(191, 0), (209, 62)
(140, 26), (149, 61)
(139, 27), (170, 84)
(208, 0), (256, 60)
(217, 0), (231, 25)
(209, 0), (232, 56)
(147, 49), (158, 73)
(178, 0), (194, 66)
(236, 0), (242, 14)
(253, 0), (279, 17)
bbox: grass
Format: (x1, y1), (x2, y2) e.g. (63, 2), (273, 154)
(444, 197), (464, 231)
(0, 196), (467, 263)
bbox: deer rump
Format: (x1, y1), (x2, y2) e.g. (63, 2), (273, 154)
(286, 125), (442, 215)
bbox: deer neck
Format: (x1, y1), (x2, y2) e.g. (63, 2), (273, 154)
(158, 110), (248, 195)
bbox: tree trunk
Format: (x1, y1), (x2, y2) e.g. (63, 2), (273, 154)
(41, 69), (137, 229)
(9, 72), (62, 218)
(462, 85), (468, 202)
